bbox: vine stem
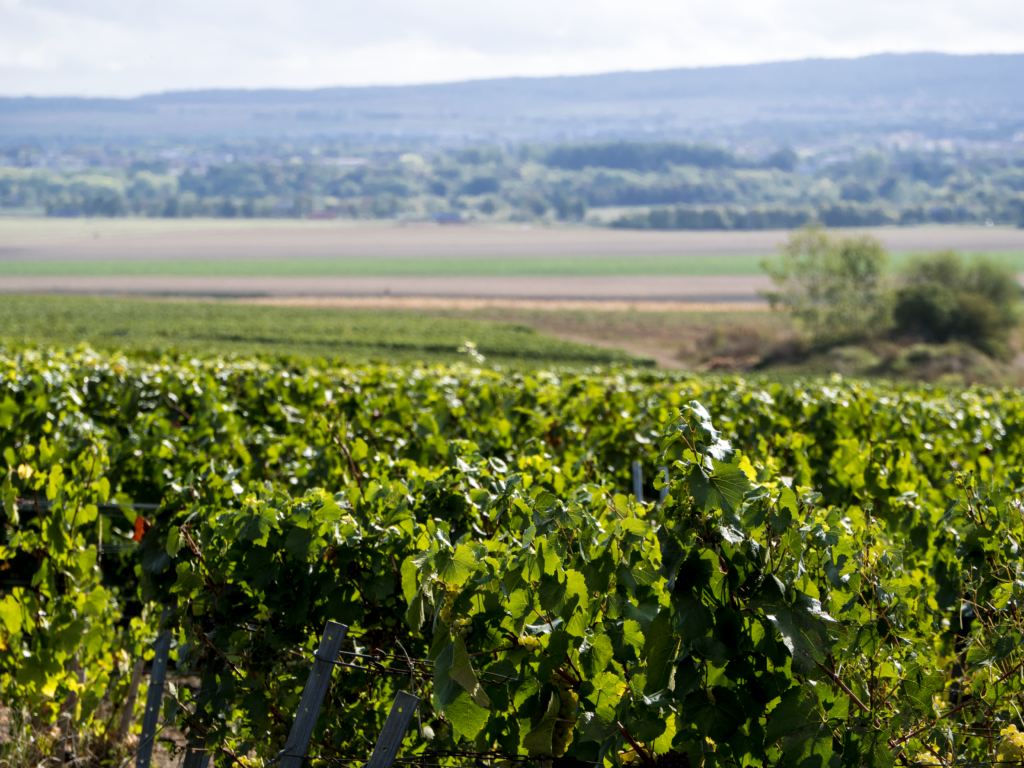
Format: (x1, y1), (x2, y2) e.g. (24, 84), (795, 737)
(617, 722), (653, 765)
(816, 661), (879, 728)
(890, 699), (972, 748)
(469, 644), (517, 657)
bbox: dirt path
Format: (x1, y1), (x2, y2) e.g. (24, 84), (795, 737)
(241, 295), (770, 312)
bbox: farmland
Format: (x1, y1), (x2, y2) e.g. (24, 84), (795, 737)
(0, 294), (645, 368)
(3, 221), (1024, 768)
(3, 346), (1024, 768)
(1, 219), (1022, 305)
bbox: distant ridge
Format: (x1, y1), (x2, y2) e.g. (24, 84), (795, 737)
(3, 52), (1023, 142)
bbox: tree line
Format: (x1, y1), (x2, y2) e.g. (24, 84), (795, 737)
(1, 140), (1021, 227)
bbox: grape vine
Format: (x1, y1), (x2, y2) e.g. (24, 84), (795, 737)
(2, 348), (1024, 768)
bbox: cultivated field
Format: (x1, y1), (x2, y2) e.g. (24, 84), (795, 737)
(2, 218), (1023, 263)
(1, 219), (1022, 302)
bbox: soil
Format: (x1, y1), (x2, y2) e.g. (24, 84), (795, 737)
(0, 275), (772, 302)
(2, 220), (1022, 261)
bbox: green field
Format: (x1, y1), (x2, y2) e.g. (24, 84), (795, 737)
(0, 294), (646, 367)
(3, 251), (1023, 277)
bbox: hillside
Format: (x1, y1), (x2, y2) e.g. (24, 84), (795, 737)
(2, 52), (1022, 143)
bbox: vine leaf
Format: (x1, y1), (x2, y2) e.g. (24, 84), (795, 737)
(681, 687), (744, 742)
(780, 721), (833, 768)
(765, 685), (821, 744)
(580, 634), (614, 677)
(581, 670), (624, 723)
(523, 691), (560, 756)
(431, 639), (490, 741)
(405, 588), (428, 631)
(642, 612), (680, 695)
(578, 711), (619, 743)
(0, 595), (23, 635)
(751, 582), (834, 674)
(435, 544), (478, 586)
(622, 620), (645, 654)
(688, 460), (750, 514)
(447, 637), (491, 708)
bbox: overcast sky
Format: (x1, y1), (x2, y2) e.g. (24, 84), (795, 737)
(2, 0), (1023, 98)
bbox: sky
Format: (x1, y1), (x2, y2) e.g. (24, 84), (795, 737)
(2, 0), (1023, 98)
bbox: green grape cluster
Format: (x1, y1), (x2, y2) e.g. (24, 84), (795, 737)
(618, 743), (655, 766)
(518, 635), (541, 652)
(552, 674), (579, 757)
(438, 587), (473, 639)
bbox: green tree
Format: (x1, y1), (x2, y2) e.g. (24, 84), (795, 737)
(893, 250), (1020, 357)
(761, 226), (891, 345)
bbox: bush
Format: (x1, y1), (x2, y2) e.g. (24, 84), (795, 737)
(893, 251), (1020, 357)
(761, 226), (891, 345)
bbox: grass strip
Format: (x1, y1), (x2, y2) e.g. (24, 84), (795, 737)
(0, 294), (649, 368)
(2, 252), (1022, 278)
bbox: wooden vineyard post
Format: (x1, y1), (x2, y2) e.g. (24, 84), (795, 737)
(115, 659), (146, 742)
(365, 691), (420, 768)
(181, 659), (224, 768)
(136, 608), (173, 768)
(278, 621), (349, 768)
(632, 460), (643, 503)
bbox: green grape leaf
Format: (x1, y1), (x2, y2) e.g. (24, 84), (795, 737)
(406, 588), (428, 631)
(751, 583), (834, 674)
(165, 525), (182, 558)
(432, 640), (491, 741)
(765, 685), (822, 744)
(682, 688), (745, 742)
(0, 594), (24, 635)
(580, 634), (614, 677)
(284, 527), (313, 559)
(688, 460), (751, 514)
(642, 612), (680, 695)
(780, 721), (833, 768)
(172, 562), (204, 595)
(523, 691), (560, 757)
(445, 695), (490, 742)
(436, 637), (491, 709)
(238, 507), (274, 546)
(506, 588), (533, 637)
(578, 711), (619, 743)
(538, 572), (568, 614)
(900, 665), (945, 717)
(622, 620), (645, 654)
(401, 556), (419, 604)
(436, 544), (478, 587)
(581, 670), (624, 723)
(673, 592), (714, 644)
(564, 569), (590, 612)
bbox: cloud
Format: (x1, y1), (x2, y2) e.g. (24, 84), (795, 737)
(1, 0), (1022, 97)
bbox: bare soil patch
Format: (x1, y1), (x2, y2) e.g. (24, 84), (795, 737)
(2, 219), (1022, 262)
(0, 275), (772, 301)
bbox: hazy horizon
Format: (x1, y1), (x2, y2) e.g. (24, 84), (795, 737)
(3, 0), (1023, 98)
(3, 50), (1022, 103)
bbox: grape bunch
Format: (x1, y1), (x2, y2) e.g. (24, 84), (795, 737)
(618, 749), (641, 766)
(438, 587), (473, 639)
(618, 743), (651, 766)
(551, 674), (579, 757)
(519, 635), (541, 651)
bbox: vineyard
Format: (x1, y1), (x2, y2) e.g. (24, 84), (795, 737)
(4, 346), (1024, 767)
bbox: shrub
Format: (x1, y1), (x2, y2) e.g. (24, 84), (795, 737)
(761, 226), (891, 345)
(893, 251), (1020, 357)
